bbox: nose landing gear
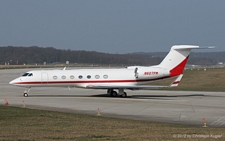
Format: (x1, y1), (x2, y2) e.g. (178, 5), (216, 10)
(23, 88), (31, 97)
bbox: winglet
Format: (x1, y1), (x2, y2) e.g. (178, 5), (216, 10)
(170, 74), (183, 87)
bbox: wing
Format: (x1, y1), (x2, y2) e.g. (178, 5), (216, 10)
(86, 85), (167, 90)
(86, 74), (183, 90)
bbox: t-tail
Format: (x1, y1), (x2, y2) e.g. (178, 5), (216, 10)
(156, 45), (214, 77)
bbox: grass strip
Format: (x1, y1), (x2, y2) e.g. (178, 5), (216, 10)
(0, 105), (224, 141)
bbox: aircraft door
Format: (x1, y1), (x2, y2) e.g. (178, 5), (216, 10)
(134, 67), (138, 78)
(41, 72), (48, 84)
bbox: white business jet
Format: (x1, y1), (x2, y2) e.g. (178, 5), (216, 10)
(9, 45), (212, 97)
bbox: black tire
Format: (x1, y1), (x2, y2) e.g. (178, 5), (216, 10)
(111, 91), (117, 97)
(121, 92), (127, 98)
(24, 93), (28, 97)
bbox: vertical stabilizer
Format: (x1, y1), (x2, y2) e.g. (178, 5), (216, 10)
(158, 45), (199, 77)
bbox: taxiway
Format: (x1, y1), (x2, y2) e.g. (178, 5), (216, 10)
(1, 68), (225, 127)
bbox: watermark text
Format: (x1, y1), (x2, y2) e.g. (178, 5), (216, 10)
(173, 134), (222, 139)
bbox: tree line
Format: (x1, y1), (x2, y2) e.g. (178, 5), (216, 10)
(0, 46), (161, 66)
(0, 46), (224, 66)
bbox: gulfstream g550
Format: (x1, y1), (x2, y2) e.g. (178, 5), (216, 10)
(9, 45), (213, 97)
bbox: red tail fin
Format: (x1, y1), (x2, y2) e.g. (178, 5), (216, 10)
(170, 56), (189, 77)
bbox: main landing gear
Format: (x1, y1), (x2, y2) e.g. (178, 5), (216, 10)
(107, 88), (127, 98)
(23, 88), (31, 97)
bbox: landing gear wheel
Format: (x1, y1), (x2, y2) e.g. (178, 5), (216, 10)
(110, 91), (117, 97)
(24, 93), (28, 97)
(121, 92), (127, 98)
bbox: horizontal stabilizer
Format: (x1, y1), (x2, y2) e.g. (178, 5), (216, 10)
(172, 45), (216, 50)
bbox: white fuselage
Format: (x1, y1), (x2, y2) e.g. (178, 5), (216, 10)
(10, 67), (170, 88)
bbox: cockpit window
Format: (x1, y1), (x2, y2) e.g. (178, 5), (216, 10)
(22, 73), (33, 77)
(22, 73), (29, 76)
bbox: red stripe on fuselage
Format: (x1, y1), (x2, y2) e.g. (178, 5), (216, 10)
(12, 76), (170, 85)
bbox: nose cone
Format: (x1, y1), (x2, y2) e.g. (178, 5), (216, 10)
(9, 79), (16, 85)
(9, 78), (20, 85)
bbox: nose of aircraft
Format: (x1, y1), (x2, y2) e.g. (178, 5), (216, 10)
(9, 79), (15, 85)
(9, 78), (20, 85)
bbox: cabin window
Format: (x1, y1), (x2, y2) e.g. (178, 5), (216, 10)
(53, 76), (58, 79)
(87, 75), (91, 79)
(70, 75), (75, 79)
(103, 75), (108, 79)
(78, 75), (83, 79)
(22, 73), (29, 77)
(61, 75), (66, 79)
(28, 73), (33, 77)
(95, 75), (100, 79)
